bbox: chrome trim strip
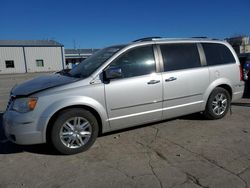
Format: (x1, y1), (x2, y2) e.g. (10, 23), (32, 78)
(163, 101), (203, 111)
(108, 100), (204, 122)
(163, 93), (202, 102)
(111, 93), (202, 111)
(111, 100), (162, 111)
(108, 108), (162, 121)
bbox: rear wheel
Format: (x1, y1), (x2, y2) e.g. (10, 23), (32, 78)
(51, 108), (99, 155)
(203, 87), (231, 120)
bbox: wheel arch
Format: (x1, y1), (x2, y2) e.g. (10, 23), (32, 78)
(202, 78), (233, 110)
(215, 84), (232, 100)
(203, 85), (232, 120)
(46, 105), (104, 144)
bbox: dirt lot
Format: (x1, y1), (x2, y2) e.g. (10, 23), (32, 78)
(0, 73), (250, 188)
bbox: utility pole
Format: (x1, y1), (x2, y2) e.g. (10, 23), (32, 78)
(73, 40), (76, 50)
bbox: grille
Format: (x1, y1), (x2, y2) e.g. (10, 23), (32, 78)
(6, 95), (15, 111)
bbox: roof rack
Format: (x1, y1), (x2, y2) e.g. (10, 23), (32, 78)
(133, 37), (162, 42)
(132, 36), (220, 43)
(191, 36), (219, 40)
(191, 36), (208, 39)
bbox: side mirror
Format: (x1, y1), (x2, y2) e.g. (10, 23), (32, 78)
(104, 67), (122, 80)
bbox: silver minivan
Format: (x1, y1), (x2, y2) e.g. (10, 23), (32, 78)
(3, 37), (244, 154)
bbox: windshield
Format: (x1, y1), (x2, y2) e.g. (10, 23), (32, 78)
(69, 45), (124, 78)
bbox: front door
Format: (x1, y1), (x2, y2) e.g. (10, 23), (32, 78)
(104, 45), (163, 130)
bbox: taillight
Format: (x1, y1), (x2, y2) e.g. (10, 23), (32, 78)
(239, 64), (243, 81)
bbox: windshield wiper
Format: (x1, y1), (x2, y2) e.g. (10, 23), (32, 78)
(73, 73), (87, 78)
(58, 69), (72, 77)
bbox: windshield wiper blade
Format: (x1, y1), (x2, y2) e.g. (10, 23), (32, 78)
(58, 69), (72, 77)
(73, 73), (87, 78)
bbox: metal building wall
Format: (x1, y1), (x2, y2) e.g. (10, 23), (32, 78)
(0, 47), (26, 74)
(24, 47), (63, 72)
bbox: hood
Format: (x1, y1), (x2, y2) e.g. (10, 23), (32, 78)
(12, 73), (80, 96)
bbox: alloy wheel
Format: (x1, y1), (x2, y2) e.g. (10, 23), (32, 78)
(212, 93), (228, 116)
(59, 117), (92, 149)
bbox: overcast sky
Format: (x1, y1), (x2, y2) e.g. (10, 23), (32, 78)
(0, 0), (249, 48)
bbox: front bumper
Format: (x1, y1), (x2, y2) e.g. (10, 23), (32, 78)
(3, 110), (47, 145)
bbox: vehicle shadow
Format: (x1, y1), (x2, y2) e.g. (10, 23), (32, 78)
(232, 102), (250, 107)
(0, 113), (59, 155)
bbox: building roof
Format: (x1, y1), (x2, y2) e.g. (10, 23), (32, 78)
(65, 49), (99, 55)
(0, 40), (63, 47)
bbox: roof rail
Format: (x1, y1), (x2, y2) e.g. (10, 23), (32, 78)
(133, 37), (162, 42)
(132, 36), (221, 43)
(191, 36), (208, 39)
(191, 36), (219, 40)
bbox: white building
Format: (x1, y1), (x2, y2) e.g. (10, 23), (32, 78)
(0, 40), (65, 74)
(226, 36), (250, 54)
(65, 49), (98, 69)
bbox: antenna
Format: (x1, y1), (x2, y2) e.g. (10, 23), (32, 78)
(73, 40), (76, 49)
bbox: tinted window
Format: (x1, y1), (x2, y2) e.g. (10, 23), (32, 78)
(202, 43), (235, 66)
(160, 43), (201, 72)
(109, 45), (156, 78)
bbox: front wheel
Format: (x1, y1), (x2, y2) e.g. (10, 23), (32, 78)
(50, 108), (99, 155)
(203, 87), (231, 120)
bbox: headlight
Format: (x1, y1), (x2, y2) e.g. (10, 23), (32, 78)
(11, 98), (38, 113)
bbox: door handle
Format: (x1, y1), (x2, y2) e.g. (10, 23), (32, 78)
(165, 77), (177, 82)
(147, 80), (160, 84)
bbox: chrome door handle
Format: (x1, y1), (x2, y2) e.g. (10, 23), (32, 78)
(147, 80), (160, 84)
(165, 77), (177, 82)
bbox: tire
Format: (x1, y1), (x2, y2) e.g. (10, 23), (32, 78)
(203, 87), (231, 120)
(50, 108), (99, 155)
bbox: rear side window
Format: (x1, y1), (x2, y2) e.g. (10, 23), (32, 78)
(160, 43), (201, 72)
(202, 43), (235, 66)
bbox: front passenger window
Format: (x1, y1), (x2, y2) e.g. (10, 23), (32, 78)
(109, 45), (156, 78)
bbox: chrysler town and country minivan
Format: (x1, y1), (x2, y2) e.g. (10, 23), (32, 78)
(3, 37), (244, 154)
